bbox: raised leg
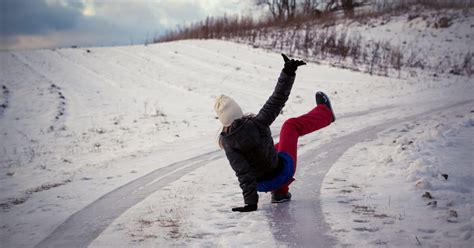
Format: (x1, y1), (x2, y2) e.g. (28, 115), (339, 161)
(273, 105), (333, 194)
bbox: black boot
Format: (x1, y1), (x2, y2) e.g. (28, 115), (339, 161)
(315, 91), (335, 122)
(271, 192), (292, 203)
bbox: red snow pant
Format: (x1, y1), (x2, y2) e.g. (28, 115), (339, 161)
(273, 105), (333, 194)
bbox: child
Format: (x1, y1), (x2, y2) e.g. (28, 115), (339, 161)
(215, 54), (335, 212)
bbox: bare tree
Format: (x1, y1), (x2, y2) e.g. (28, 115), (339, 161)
(325, 0), (338, 12)
(341, 0), (355, 16)
(284, 0), (297, 20)
(255, 0), (298, 21)
(301, 0), (320, 16)
(324, 0), (368, 16)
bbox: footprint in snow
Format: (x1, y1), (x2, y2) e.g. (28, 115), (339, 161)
(353, 227), (379, 232)
(418, 228), (436, 234)
(383, 219), (395, 225)
(214, 222), (237, 229)
(338, 199), (357, 204)
(0, 85), (10, 117)
(188, 232), (212, 239)
(353, 219), (370, 223)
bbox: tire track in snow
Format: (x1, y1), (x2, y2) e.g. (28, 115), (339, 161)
(120, 46), (266, 100)
(266, 100), (473, 248)
(108, 47), (200, 95)
(186, 42), (276, 72)
(35, 149), (222, 248)
(49, 50), (122, 89)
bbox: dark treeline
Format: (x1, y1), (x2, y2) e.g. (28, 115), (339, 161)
(156, 0), (473, 43)
(155, 0), (472, 77)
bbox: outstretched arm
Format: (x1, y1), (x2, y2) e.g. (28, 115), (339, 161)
(255, 54), (306, 127)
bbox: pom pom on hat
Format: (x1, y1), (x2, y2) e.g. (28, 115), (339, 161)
(214, 94), (244, 126)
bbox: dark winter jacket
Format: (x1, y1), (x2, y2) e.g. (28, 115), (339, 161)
(220, 70), (295, 205)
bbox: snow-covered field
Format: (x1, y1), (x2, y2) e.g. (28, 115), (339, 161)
(1, 9), (473, 247)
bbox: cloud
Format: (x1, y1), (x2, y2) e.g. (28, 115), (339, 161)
(152, 0), (207, 27)
(148, 0), (259, 31)
(0, 0), (84, 36)
(0, 0), (257, 50)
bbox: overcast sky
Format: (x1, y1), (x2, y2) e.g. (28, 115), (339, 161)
(0, 0), (259, 50)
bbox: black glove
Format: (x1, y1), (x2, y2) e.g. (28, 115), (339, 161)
(282, 53), (306, 75)
(231, 204), (258, 212)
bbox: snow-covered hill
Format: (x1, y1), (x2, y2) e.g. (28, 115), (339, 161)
(0, 16), (473, 247)
(233, 7), (473, 78)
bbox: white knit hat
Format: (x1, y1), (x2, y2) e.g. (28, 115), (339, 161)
(214, 94), (244, 126)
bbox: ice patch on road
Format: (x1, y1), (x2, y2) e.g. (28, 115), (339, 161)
(90, 157), (281, 247)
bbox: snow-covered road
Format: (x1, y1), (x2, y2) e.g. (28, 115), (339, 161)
(34, 100), (471, 247)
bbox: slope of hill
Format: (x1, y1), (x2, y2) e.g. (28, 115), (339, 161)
(161, 6), (473, 78)
(0, 10), (472, 247)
